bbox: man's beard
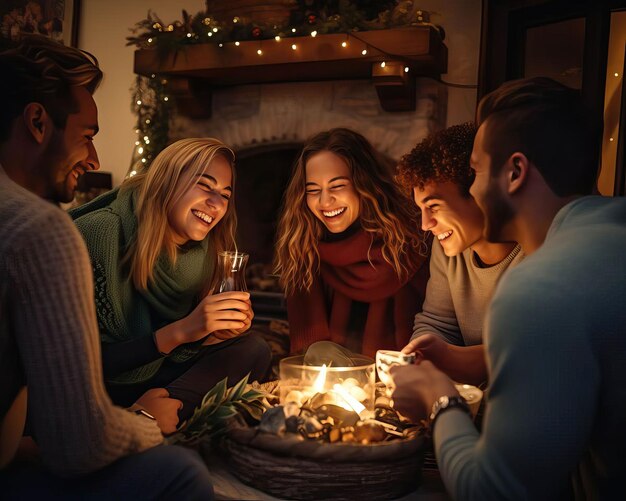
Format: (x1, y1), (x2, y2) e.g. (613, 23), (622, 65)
(483, 182), (515, 243)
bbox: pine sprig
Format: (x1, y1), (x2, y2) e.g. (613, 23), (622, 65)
(167, 374), (272, 446)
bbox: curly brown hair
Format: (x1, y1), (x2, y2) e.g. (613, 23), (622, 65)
(395, 122), (477, 197)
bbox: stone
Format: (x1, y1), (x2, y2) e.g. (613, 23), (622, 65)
(315, 404), (359, 427)
(285, 415), (299, 433)
(283, 401), (300, 418)
(259, 406), (286, 434)
(354, 422), (387, 444)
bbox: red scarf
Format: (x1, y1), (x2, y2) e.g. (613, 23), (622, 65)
(287, 229), (429, 358)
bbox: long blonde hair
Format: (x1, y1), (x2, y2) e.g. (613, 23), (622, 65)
(274, 128), (425, 295)
(122, 138), (237, 290)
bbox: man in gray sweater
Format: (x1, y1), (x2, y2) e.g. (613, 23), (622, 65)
(392, 78), (626, 499)
(396, 123), (523, 386)
(0, 35), (213, 497)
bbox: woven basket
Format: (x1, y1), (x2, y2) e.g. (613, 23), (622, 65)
(220, 424), (425, 500)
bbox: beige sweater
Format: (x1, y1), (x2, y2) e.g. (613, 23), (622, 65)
(0, 167), (162, 476)
(413, 239), (523, 346)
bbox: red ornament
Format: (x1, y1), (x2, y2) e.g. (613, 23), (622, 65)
(307, 14), (317, 25)
(252, 27), (262, 38)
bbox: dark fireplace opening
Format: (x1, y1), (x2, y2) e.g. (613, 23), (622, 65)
(234, 143), (302, 321)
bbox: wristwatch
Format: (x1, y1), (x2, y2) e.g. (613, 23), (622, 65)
(429, 395), (470, 429)
(134, 408), (156, 420)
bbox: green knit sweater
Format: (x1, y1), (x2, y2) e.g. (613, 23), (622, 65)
(70, 187), (214, 384)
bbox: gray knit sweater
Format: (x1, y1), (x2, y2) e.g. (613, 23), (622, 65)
(412, 239), (523, 346)
(0, 167), (162, 476)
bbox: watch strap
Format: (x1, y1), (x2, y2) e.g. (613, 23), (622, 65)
(429, 395), (471, 429)
(134, 408), (156, 420)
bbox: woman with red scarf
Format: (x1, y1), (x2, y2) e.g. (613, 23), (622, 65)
(274, 128), (430, 358)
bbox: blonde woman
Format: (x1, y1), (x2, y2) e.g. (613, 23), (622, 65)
(274, 128), (430, 357)
(71, 138), (271, 429)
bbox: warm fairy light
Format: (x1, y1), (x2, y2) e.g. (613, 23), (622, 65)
(135, 129), (140, 133)
(615, 72), (620, 77)
(147, 38), (153, 43)
(145, 119), (151, 124)
(163, 96), (169, 101)
(219, 43), (223, 47)
(186, 33), (192, 38)
(213, 27), (218, 32)
(361, 49), (367, 55)
(341, 41), (347, 47)
(235, 41), (240, 46)
(380, 61), (386, 68)
(135, 141), (140, 145)
(292, 28), (296, 33)
(129, 170), (137, 177)
(291, 44), (297, 50)
(141, 158), (147, 163)
(275, 35), (281, 41)
(610, 137), (614, 141)
(311, 31), (317, 37)
(145, 139), (150, 144)
(404, 66), (409, 72)
(151, 74), (155, 78)
(143, 136), (149, 141)
(312, 364), (328, 393)
(257, 49), (263, 55)
(208, 32), (213, 37)
(136, 100), (142, 105)
(137, 147), (144, 154)
(233, 17), (239, 23)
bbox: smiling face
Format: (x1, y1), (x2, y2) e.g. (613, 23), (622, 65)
(168, 154), (233, 245)
(305, 150), (360, 233)
(469, 123), (516, 243)
(413, 180), (485, 256)
(44, 86), (100, 203)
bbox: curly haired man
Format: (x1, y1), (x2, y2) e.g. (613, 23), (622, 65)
(395, 123), (523, 385)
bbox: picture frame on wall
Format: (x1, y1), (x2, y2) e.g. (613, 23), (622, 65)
(0, 0), (80, 47)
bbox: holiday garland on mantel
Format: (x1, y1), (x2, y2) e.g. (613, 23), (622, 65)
(127, 1), (439, 173)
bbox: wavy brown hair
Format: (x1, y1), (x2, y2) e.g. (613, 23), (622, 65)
(395, 122), (477, 197)
(274, 128), (425, 295)
(121, 138), (237, 290)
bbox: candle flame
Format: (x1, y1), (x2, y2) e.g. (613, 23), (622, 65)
(333, 383), (366, 416)
(312, 364), (327, 393)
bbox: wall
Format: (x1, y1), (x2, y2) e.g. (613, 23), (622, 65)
(79, 0), (482, 186)
(79, 1), (205, 186)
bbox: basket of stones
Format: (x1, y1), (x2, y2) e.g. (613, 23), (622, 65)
(221, 391), (426, 500)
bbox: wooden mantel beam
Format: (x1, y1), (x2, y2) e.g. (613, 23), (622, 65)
(134, 26), (447, 116)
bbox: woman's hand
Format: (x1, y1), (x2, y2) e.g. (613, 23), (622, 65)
(154, 291), (251, 353)
(203, 296), (254, 345)
(133, 388), (182, 435)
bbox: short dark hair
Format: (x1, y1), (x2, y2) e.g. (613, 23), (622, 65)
(0, 35), (102, 142)
(395, 122), (477, 197)
(476, 77), (600, 196)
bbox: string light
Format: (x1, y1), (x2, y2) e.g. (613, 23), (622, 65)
(610, 137), (614, 141)
(219, 43), (223, 47)
(341, 41), (347, 48)
(615, 72), (620, 77)
(145, 119), (151, 124)
(292, 28), (296, 33)
(213, 27), (218, 32)
(147, 38), (153, 43)
(136, 100), (142, 105)
(233, 17), (239, 23)
(235, 41), (240, 46)
(186, 33), (192, 38)
(257, 48), (263, 55)
(137, 147), (144, 154)
(129, 170), (137, 177)
(163, 96), (169, 101)
(145, 139), (150, 144)
(275, 35), (281, 41)
(135, 141), (140, 145)
(143, 136), (149, 141)
(404, 66), (409, 72)
(380, 61), (386, 68)
(141, 158), (147, 163)
(208, 32), (213, 37)
(311, 31), (317, 37)
(361, 49), (367, 55)
(291, 44), (297, 50)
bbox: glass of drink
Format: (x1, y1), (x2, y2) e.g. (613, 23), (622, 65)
(215, 251), (249, 293)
